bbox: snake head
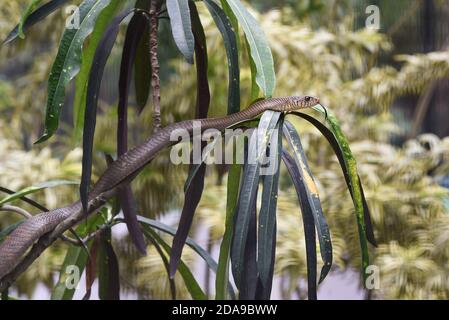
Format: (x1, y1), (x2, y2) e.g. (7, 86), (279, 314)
(289, 95), (320, 110)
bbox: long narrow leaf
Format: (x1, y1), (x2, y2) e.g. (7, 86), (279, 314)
(98, 228), (120, 300)
(203, 0), (240, 114)
(216, 160), (241, 299)
(118, 187), (147, 254)
(79, 9), (133, 213)
(257, 116), (283, 288)
(73, 0), (123, 141)
(0, 186), (48, 212)
(3, 0), (70, 45)
(134, 215), (235, 299)
(36, 0), (116, 143)
(282, 150), (317, 300)
(145, 232), (177, 299)
(169, 2), (210, 278)
(290, 111), (376, 247)
(224, 0), (275, 97)
(0, 180), (77, 206)
(230, 130), (260, 290)
(51, 212), (107, 300)
(116, 12), (149, 255)
(143, 227), (206, 300)
(291, 109), (373, 281)
(283, 121), (333, 283)
(239, 186), (258, 300)
(18, 0), (43, 39)
(166, 0), (195, 64)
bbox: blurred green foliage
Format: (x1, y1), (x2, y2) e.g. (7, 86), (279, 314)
(1, 0), (449, 299)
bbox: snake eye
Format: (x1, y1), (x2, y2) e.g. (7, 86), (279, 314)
(305, 96), (311, 102)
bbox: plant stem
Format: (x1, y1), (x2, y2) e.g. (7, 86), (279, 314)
(150, 0), (161, 132)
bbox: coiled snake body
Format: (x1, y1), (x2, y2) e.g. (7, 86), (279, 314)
(0, 96), (319, 279)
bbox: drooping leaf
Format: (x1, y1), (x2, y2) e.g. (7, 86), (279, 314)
(98, 228), (120, 300)
(246, 37), (259, 101)
(203, 0), (240, 114)
(230, 110), (281, 289)
(239, 178), (258, 300)
(230, 130), (260, 290)
(143, 227), (206, 300)
(116, 12), (149, 255)
(190, 1), (210, 120)
(166, 0), (195, 64)
(51, 210), (107, 300)
(0, 186), (48, 211)
(224, 0), (275, 97)
(73, 0), (123, 141)
(215, 160), (242, 300)
(169, 2), (210, 278)
(82, 234), (99, 300)
(257, 115), (283, 288)
(134, 0), (152, 111)
(3, 0), (70, 45)
(291, 108), (373, 281)
(283, 120), (333, 283)
(79, 9), (133, 213)
(145, 231), (177, 299)
(135, 215), (233, 298)
(36, 0), (116, 143)
(290, 111), (377, 247)
(118, 187), (147, 254)
(0, 180), (77, 206)
(51, 245), (89, 300)
(18, 0), (43, 39)
(282, 150), (317, 300)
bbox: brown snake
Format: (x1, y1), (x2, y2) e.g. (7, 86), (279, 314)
(0, 96), (319, 280)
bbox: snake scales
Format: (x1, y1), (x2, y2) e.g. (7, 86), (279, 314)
(0, 96), (319, 280)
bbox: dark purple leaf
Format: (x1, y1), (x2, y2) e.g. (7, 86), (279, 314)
(169, 2), (210, 278)
(282, 150), (317, 300)
(290, 112), (377, 247)
(80, 9), (133, 213)
(116, 13), (149, 255)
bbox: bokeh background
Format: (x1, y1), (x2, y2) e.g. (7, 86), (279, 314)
(1, 0), (449, 299)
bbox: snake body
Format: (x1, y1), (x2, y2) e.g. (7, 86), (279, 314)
(0, 96), (319, 279)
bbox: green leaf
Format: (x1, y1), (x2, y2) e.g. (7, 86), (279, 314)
(3, 0), (70, 45)
(283, 121), (333, 283)
(290, 110), (376, 247)
(216, 161), (241, 299)
(98, 229), (120, 300)
(257, 115), (283, 289)
(36, 0), (115, 143)
(145, 231), (177, 299)
(18, 0), (43, 39)
(51, 211), (107, 300)
(204, 0), (240, 114)
(73, 0), (123, 142)
(135, 215), (235, 299)
(297, 107), (371, 281)
(166, 0), (195, 64)
(51, 245), (89, 300)
(224, 0), (275, 97)
(230, 111), (280, 289)
(143, 227), (206, 300)
(80, 9), (134, 213)
(0, 180), (77, 206)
